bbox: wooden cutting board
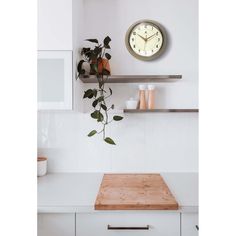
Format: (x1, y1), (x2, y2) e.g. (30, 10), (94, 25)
(95, 174), (179, 210)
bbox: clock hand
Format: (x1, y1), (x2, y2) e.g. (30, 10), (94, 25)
(147, 33), (156, 41)
(137, 34), (147, 41)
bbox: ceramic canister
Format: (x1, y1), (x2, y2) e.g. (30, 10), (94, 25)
(37, 157), (47, 177)
(126, 98), (138, 109)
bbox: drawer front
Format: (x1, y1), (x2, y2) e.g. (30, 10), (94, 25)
(76, 212), (180, 236)
(38, 213), (75, 236)
(181, 213), (198, 236)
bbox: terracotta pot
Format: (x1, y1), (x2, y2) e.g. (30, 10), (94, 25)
(90, 59), (111, 75)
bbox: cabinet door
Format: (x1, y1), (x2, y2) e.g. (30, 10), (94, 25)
(181, 213), (198, 236)
(38, 213), (75, 236)
(38, 0), (72, 50)
(38, 51), (73, 110)
(76, 212), (180, 236)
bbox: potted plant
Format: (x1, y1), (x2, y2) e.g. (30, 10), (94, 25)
(77, 36), (123, 145)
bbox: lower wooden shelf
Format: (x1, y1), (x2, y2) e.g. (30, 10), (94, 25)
(123, 109), (199, 113)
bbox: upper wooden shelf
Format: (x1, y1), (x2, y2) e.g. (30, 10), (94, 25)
(79, 75), (182, 83)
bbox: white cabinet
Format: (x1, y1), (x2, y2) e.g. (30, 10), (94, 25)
(37, 51), (73, 110)
(181, 213), (198, 236)
(38, 0), (72, 50)
(76, 212), (180, 236)
(38, 213), (75, 236)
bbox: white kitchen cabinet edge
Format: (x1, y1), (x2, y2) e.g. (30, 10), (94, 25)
(38, 50), (73, 110)
(38, 206), (198, 214)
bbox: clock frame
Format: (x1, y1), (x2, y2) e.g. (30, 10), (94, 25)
(125, 20), (167, 61)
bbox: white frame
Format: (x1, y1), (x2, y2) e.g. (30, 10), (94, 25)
(37, 50), (73, 110)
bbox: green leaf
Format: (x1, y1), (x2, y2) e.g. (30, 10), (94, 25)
(101, 104), (107, 111)
(98, 96), (104, 102)
(84, 51), (92, 60)
(105, 53), (111, 60)
(93, 89), (97, 98)
(81, 47), (90, 56)
(104, 137), (116, 145)
(94, 46), (102, 55)
(88, 130), (97, 137)
(92, 99), (99, 108)
(77, 60), (85, 75)
(113, 115), (123, 121)
(109, 88), (112, 95)
(97, 112), (104, 122)
(86, 39), (98, 43)
(104, 44), (111, 49)
(103, 36), (111, 47)
(90, 63), (98, 73)
(91, 110), (99, 119)
(83, 89), (94, 99)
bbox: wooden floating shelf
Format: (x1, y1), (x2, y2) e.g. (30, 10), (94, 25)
(124, 109), (199, 113)
(79, 75), (182, 83)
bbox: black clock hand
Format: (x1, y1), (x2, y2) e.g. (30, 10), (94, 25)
(137, 34), (147, 41)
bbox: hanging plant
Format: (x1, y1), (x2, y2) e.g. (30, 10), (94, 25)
(77, 36), (123, 145)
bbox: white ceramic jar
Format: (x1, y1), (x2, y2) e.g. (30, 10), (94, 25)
(125, 98), (138, 109)
(37, 157), (47, 177)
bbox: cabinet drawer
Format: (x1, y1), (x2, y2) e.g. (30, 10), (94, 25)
(76, 212), (180, 236)
(38, 213), (75, 236)
(181, 213), (198, 236)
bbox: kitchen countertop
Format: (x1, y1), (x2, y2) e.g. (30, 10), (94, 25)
(38, 173), (198, 213)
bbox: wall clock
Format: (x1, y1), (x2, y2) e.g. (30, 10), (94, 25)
(125, 20), (167, 61)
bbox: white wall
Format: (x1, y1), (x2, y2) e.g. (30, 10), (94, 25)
(38, 0), (73, 50)
(83, 0), (198, 108)
(37, 0), (198, 173)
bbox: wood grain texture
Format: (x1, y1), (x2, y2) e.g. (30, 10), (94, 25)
(95, 174), (179, 210)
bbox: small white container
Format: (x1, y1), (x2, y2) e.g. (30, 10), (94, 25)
(37, 157), (47, 177)
(126, 98), (138, 109)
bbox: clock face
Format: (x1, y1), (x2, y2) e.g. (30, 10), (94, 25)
(125, 20), (166, 60)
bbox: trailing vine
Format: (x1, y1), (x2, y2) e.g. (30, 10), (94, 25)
(77, 36), (123, 145)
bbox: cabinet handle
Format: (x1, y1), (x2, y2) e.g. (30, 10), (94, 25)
(107, 225), (149, 230)
(196, 225), (199, 231)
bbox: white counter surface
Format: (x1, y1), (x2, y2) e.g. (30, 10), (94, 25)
(38, 173), (198, 213)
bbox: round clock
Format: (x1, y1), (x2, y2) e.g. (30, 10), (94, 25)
(125, 20), (167, 61)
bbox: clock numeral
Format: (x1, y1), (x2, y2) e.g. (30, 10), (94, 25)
(133, 32), (136, 35)
(156, 32), (158, 35)
(158, 38), (160, 41)
(132, 38), (134, 41)
(144, 25), (147, 28)
(156, 45), (159, 48)
(133, 45), (136, 48)
(139, 49), (141, 52)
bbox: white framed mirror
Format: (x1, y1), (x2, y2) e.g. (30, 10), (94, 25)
(37, 51), (73, 110)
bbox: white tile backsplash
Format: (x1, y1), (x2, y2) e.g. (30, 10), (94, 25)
(38, 111), (198, 172)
